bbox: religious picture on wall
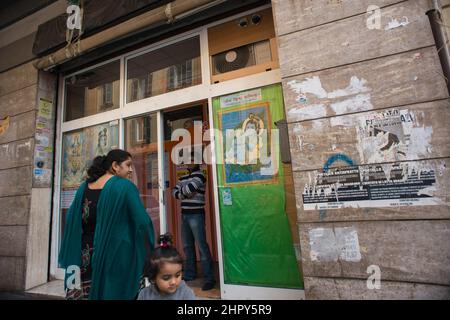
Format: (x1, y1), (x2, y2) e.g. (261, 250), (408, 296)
(62, 130), (85, 188)
(62, 122), (119, 189)
(218, 103), (276, 186)
(89, 122), (119, 157)
(94, 127), (108, 156)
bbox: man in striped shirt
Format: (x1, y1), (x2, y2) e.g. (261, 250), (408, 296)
(172, 152), (215, 291)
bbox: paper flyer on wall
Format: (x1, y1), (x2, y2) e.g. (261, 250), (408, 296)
(302, 162), (442, 210)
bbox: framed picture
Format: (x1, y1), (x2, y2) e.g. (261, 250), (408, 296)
(218, 102), (277, 186)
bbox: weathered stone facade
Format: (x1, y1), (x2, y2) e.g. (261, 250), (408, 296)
(272, 0), (450, 299)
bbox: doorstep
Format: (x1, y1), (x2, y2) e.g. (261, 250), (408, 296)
(24, 279), (221, 300)
(26, 280), (65, 299)
(185, 278), (221, 300)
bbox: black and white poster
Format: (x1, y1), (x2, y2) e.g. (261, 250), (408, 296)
(302, 162), (441, 210)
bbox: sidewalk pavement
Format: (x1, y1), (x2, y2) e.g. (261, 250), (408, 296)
(0, 292), (62, 300)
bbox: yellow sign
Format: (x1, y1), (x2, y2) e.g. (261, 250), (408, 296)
(38, 99), (52, 119)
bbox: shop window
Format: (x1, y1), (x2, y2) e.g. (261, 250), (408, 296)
(125, 114), (161, 242)
(129, 116), (154, 146)
(59, 121), (119, 240)
(128, 75), (153, 102)
(97, 82), (114, 111)
(163, 105), (203, 140)
(208, 8), (279, 83)
(126, 36), (201, 103)
(65, 60), (120, 121)
(167, 60), (193, 91)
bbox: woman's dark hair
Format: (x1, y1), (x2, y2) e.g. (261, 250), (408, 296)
(86, 149), (132, 183)
(144, 233), (183, 281)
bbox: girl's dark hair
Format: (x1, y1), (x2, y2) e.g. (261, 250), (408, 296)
(86, 149), (132, 183)
(144, 233), (183, 280)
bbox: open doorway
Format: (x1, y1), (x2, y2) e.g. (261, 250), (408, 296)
(162, 102), (220, 299)
(124, 102), (220, 298)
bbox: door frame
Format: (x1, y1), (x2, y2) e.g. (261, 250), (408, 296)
(158, 101), (218, 261)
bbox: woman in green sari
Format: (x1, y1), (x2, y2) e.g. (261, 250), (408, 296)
(59, 149), (154, 300)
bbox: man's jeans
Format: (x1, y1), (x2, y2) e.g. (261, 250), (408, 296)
(181, 213), (215, 283)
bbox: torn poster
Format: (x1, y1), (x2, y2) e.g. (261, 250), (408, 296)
(302, 162), (443, 210)
(357, 108), (432, 164)
(309, 227), (361, 262)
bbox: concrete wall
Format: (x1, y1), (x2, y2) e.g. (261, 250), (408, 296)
(272, 0), (450, 299)
(0, 62), (38, 291)
(0, 0), (61, 291)
(25, 71), (57, 290)
(0, 61), (57, 291)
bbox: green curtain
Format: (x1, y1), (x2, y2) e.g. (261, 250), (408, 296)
(212, 84), (303, 288)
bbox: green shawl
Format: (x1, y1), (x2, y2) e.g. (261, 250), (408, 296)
(58, 176), (154, 300)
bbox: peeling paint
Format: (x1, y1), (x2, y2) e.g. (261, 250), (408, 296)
(16, 141), (32, 160)
(413, 52), (423, 60)
(312, 120), (323, 131)
(288, 76), (370, 100)
(380, 163), (393, 180)
(327, 76), (370, 99)
(385, 16), (409, 30)
(288, 76), (372, 120)
(335, 227), (362, 262)
(357, 109), (433, 164)
(330, 116), (355, 127)
(330, 94), (373, 115)
(438, 162), (446, 176)
(417, 185), (437, 197)
(288, 103), (327, 119)
(406, 126), (433, 159)
(309, 227), (361, 262)
(309, 228), (337, 262)
(287, 77), (328, 99)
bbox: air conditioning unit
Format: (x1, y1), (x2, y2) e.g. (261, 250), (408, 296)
(208, 8), (279, 83)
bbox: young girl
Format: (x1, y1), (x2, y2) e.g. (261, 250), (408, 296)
(138, 234), (196, 300)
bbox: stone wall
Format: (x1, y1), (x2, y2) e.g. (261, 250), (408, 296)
(272, 0), (450, 299)
(0, 62), (57, 291)
(0, 62), (38, 291)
